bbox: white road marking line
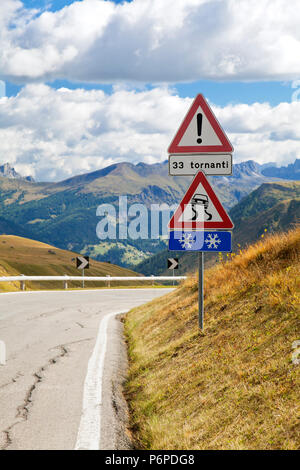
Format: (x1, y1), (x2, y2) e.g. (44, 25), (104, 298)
(74, 310), (128, 450)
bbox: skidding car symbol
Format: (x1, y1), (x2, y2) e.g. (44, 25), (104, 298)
(191, 193), (212, 221)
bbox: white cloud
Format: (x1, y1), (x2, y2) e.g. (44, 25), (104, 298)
(1, 0), (300, 83)
(0, 85), (299, 181)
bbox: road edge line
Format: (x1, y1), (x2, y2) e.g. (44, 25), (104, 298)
(74, 310), (129, 450)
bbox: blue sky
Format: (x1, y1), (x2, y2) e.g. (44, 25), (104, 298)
(0, 0), (299, 181)
(23, 0), (77, 9)
(22, 0), (128, 10)
(5, 79), (293, 107)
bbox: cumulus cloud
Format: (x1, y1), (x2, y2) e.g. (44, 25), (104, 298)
(0, 85), (299, 181)
(1, 0), (300, 83)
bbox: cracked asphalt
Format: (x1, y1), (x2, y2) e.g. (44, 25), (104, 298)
(0, 288), (172, 450)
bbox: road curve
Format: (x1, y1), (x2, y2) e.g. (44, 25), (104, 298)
(0, 288), (173, 450)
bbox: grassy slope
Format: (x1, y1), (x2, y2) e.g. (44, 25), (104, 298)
(230, 181), (300, 221)
(0, 235), (141, 292)
(231, 181), (300, 244)
(125, 227), (300, 450)
(82, 241), (150, 267)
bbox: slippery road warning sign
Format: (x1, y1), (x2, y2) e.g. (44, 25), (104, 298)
(168, 94), (233, 154)
(168, 171), (234, 230)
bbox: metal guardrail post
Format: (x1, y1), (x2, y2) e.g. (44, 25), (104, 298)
(64, 275), (68, 290)
(151, 275), (154, 287)
(106, 275), (111, 288)
(20, 275), (25, 291)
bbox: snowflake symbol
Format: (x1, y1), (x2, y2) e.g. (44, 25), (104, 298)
(205, 233), (222, 249)
(179, 233), (196, 249)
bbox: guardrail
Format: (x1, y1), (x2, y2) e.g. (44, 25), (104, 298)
(0, 275), (187, 290)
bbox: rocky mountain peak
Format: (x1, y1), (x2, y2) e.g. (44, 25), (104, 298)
(0, 162), (34, 182)
(231, 160), (262, 179)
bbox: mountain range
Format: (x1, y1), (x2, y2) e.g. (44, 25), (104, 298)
(261, 159), (300, 180)
(0, 158), (299, 271)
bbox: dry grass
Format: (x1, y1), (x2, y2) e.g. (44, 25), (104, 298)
(125, 227), (300, 450)
(0, 235), (142, 291)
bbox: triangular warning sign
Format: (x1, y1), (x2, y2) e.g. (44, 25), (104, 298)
(168, 171), (234, 230)
(168, 94), (233, 154)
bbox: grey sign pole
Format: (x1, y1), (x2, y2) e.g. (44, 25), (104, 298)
(76, 256), (89, 287)
(198, 252), (204, 330)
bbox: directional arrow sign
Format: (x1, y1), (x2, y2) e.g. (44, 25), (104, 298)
(169, 231), (232, 252)
(168, 258), (179, 270)
(168, 171), (234, 231)
(168, 94), (233, 154)
(76, 256), (89, 270)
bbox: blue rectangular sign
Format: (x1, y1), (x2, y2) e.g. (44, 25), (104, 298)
(169, 231), (232, 252)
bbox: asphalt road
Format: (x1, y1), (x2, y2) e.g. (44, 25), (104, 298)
(0, 288), (173, 450)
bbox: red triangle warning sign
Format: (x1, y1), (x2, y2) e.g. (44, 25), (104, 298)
(168, 171), (234, 230)
(168, 94), (233, 154)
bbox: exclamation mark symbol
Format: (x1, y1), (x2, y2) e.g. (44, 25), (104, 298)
(197, 113), (203, 144)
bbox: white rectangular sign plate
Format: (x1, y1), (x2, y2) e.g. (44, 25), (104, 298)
(169, 154), (232, 176)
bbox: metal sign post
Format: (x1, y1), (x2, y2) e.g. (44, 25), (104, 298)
(169, 229), (232, 331)
(198, 253), (204, 330)
(168, 258), (179, 286)
(76, 256), (89, 289)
